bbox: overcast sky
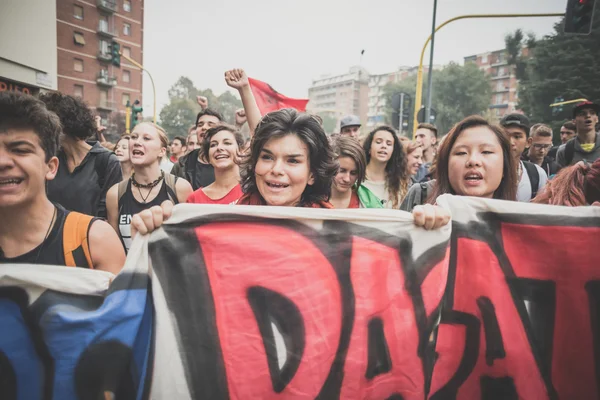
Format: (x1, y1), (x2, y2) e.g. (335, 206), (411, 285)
(141, 0), (566, 116)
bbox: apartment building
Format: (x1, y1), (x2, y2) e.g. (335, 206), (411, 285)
(465, 49), (522, 118)
(56, 0), (144, 136)
(307, 66), (370, 130)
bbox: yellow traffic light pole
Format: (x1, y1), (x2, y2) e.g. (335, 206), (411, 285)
(550, 98), (588, 107)
(413, 12), (565, 138)
(120, 52), (157, 124)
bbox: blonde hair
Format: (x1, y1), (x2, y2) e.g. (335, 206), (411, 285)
(133, 122), (169, 149)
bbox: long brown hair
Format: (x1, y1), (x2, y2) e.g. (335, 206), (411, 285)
(533, 159), (600, 206)
(427, 115), (518, 203)
(363, 126), (408, 208)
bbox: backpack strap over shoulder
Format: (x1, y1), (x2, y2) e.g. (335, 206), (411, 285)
(63, 212), (96, 269)
(564, 138), (576, 166)
(522, 161), (540, 199)
(117, 179), (129, 213)
(164, 173), (179, 204)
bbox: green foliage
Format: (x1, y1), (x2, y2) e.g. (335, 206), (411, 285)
(317, 113), (338, 134)
(515, 12), (600, 144)
(159, 76), (242, 139)
(383, 63), (491, 136)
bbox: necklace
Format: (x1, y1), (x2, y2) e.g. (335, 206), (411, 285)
(35, 205), (57, 263)
(131, 171), (164, 189)
(137, 185), (155, 203)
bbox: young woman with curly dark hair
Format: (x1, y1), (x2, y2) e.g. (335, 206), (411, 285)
(362, 126), (409, 209)
(238, 108), (338, 208)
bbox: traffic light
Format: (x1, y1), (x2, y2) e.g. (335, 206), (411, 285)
(130, 100), (143, 131)
(564, 0), (596, 34)
(110, 41), (121, 67)
(552, 96), (565, 116)
(390, 92), (412, 132)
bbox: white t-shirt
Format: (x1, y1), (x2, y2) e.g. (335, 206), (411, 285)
(362, 179), (405, 209)
(517, 161), (548, 202)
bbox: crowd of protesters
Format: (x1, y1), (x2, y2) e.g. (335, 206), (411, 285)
(1, 67), (599, 271)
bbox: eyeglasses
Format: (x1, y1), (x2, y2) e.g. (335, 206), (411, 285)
(532, 144), (552, 150)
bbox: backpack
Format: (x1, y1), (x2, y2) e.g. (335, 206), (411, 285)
(563, 138), (576, 166)
(63, 212), (95, 268)
(522, 161), (540, 199)
(117, 174), (179, 212)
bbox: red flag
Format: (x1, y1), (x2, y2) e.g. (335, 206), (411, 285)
(248, 77), (309, 115)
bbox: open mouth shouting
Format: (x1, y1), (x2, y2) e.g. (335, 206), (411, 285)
(131, 149), (145, 157)
(464, 171), (483, 186)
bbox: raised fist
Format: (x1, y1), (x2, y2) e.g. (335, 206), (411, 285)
(196, 96), (208, 109)
(225, 69), (249, 90)
(235, 108), (247, 126)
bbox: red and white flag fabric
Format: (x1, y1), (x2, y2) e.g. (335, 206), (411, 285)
(1, 196), (600, 399)
(248, 77), (309, 115)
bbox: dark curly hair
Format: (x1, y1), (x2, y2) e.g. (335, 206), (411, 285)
(0, 91), (61, 161)
(363, 126), (408, 208)
(39, 92), (96, 140)
(201, 124), (244, 165)
(240, 109), (338, 206)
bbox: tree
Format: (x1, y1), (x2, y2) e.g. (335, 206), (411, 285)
(383, 63), (491, 136)
(515, 11), (600, 142)
(159, 76), (243, 139)
(316, 112), (338, 134)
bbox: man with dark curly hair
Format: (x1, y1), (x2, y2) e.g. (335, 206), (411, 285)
(39, 92), (122, 218)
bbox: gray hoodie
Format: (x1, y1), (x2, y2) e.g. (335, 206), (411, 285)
(556, 132), (600, 167)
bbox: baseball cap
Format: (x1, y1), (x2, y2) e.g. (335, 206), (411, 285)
(572, 101), (600, 118)
(340, 115), (361, 129)
(500, 113), (530, 132)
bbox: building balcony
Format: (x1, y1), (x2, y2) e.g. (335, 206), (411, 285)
(493, 87), (510, 93)
(97, 0), (118, 13)
(491, 60), (508, 67)
(491, 74), (511, 80)
(97, 24), (118, 38)
(96, 73), (117, 87)
(97, 51), (112, 63)
(97, 100), (116, 111)
(489, 103), (509, 109)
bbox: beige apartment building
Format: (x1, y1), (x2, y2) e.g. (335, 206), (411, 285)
(307, 66), (370, 131)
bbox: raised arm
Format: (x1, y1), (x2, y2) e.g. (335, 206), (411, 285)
(225, 69), (262, 137)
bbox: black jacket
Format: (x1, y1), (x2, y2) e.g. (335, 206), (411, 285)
(47, 142), (122, 219)
(171, 149), (215, 190)
(521, 154), (561, 177)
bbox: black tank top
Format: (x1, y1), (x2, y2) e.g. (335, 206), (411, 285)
(0, 204), (69, 265)
(118, 179), (171, 251)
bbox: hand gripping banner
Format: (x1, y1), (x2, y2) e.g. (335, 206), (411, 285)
(1, 196), (600, 399)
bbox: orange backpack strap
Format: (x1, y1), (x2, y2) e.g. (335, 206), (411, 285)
(63, 212), (96, 269)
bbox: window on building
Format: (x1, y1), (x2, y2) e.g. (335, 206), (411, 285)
(498, 67), (505, 77)
(122, 93), (130, 106)
(73, 32), (85, 46)
(74, 85), (83, 98)
(496, 81), (504, 91)
(99, 39), (109, 54)
(123, 0), (131, 12)
(123, 46), (131, 58)
(495, 94), (503, 104)
(123, 70), (130, 83)
(481, 55), (488, 64)
(123, 23), (131, 36)
(100, 89), (108, 106)
(74, 58), (83, 72)
(99, 15), (109, 32)
(74, 5), (83, 20)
